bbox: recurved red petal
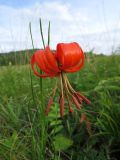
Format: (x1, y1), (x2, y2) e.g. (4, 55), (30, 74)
(45, 46), (60, 73)
(31, 54), (57, 78)
(64, 53), (84, 73)
(34, 48), (60, 75)
(34, 50), (51, 74)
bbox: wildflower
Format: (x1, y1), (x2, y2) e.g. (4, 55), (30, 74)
(31, 42), (90, 117)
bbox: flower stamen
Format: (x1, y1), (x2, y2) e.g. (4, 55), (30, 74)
(59, 73), (64, 117)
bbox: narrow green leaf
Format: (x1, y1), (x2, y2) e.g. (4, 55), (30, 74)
(39, 18), (45, 49)
(29, 22), (35, 49)
(48, 21), (51, 46)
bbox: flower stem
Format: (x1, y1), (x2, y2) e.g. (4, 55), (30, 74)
(39, 19), (46, 108)
(29, 22), (36, 107)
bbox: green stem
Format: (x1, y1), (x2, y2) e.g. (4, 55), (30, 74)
(39, 18), (45, 108)
(39, 18), (45, 49)
(29, 22), (36, 107)
(48, 21), (50, 46)
(29, 22), (35, 49)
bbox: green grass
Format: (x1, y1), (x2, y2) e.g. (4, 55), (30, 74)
(0, 53), (120, 160)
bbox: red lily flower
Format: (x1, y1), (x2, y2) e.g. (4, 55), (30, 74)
(31, 42), (84, 77)
(31, 42), (90, 117)
(56, 42), (84, 72)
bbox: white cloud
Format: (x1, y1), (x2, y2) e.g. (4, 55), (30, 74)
(0, 1), (120, 54)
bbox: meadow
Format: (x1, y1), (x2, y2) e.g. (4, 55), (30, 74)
(0, 51), (120, 160)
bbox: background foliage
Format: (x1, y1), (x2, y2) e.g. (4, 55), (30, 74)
(0, 51), (120, 160)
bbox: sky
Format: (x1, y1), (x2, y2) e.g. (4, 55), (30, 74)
(0, 0), (120, 54)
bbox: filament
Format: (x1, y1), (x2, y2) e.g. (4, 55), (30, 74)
(59, 73), (64, 97)
(63, 73), (76, 93)
(62, 73), (72, 96)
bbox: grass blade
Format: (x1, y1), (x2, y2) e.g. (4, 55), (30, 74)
(48, 21), (51, 46)
(39, 18), (45, 49)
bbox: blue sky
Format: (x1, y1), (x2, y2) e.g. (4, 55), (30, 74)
(0, 0), (120, 54)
